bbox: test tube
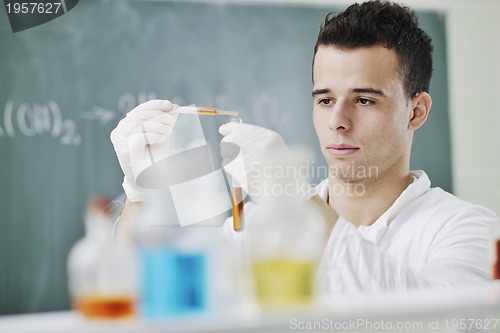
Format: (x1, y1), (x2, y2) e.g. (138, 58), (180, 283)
(175, 106), (239, 117)
(493, 239), (500, 280)
(230, 117), (244, 232)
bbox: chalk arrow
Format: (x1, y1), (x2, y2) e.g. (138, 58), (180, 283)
(81, 107), (116, 125)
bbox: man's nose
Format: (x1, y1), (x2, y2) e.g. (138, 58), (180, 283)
(328, 100), (352, 132)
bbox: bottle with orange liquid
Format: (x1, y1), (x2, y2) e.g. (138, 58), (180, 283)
(67, 196), (138, 319)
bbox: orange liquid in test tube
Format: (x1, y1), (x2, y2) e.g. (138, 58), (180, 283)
(493, 239), (500, 280)
(231, 186), (244, 232)
(230, 117), (244, 232)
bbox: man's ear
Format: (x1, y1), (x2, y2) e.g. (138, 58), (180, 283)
(408, 92), (432, 131)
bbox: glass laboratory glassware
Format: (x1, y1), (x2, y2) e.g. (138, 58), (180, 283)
(67, 196), (138, 319)
(135, 193), (242, 319)
(244, 148), (325, 309)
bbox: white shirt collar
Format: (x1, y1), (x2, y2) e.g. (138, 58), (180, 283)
(313, 170), (432, 242)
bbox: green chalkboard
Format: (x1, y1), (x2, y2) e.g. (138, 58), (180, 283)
(0, 1), (450, 314)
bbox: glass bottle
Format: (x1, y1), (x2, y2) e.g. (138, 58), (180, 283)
(244, 148), (326, 309)
(135, 192), (243, 319)
(67, 196), (138, 319)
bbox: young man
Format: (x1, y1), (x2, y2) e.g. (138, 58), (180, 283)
(111, 1), (499, 294)
(306, 1), (498, 293)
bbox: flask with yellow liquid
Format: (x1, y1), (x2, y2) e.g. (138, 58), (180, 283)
(244, 148), (325, 309)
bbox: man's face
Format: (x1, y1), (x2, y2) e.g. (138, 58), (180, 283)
(312, 45), (413, 183)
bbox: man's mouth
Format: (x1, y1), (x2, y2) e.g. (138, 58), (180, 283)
(326, 144), (360, 157)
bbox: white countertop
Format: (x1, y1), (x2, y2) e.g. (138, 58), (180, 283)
(1, 284), (500, 333)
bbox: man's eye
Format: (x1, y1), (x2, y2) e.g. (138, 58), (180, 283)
(357, 98), (375, 106)
(319, 98), (333, 106)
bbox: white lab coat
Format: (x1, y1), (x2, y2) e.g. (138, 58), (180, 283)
(314, 170), (500, 295)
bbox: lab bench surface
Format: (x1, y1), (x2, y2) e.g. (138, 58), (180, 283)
(1, 285), (500, 333)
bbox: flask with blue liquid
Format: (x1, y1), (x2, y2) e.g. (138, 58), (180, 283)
(135, 193), (240, 319)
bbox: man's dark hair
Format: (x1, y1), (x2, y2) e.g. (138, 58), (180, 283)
(313, 0), (433, 98)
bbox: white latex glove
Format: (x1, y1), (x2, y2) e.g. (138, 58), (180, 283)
(219, 122), (288, 202)
(110, 99), (178, 202)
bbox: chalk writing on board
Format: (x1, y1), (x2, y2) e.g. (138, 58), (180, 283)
(80, 106), (115, 125)
(78, 91), (291, 137)
(118, 92), (157, 115)
(0, 99), (81, 146)
(81, 92), (158, 125)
